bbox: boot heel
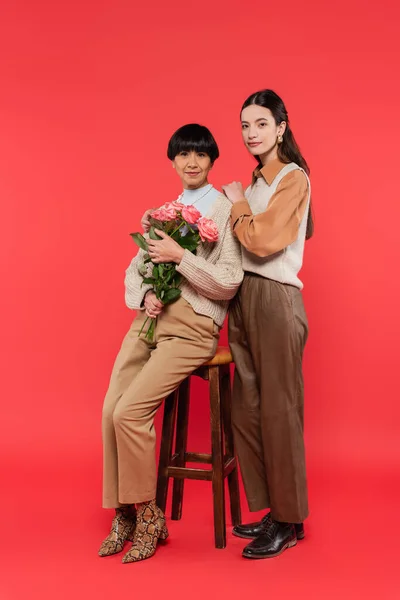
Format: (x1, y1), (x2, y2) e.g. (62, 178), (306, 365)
(159, 525), (169, 541)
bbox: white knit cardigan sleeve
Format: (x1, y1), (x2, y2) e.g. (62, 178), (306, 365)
(124, 249), (153, 310)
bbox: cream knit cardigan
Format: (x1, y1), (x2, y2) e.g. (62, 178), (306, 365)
(124, 194), (243, 326)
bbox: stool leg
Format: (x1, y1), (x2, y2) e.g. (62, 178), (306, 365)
(221, 365), (241, 527)
(209, 366), (226, 549)
(171, 377), (191, 520)
(156, 389), (178, 513)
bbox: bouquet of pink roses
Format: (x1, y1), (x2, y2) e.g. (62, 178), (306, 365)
(130, 200), (219, 341)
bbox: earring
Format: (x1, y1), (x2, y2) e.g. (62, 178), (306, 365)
(277, 135), (283, 144)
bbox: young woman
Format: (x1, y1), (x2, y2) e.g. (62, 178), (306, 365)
(99, 124), (243, 563)
(222, 89), (313, 560)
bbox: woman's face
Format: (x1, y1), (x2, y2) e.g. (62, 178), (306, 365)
(241, 105), (285, 160)
(173, 151), (212, 190)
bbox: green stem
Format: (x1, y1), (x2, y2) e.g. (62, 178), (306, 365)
(138, 316), (150, 337)
(170, 221), (186, 237)
(185, 221), (196, 234)
(145, 317), (156, 342)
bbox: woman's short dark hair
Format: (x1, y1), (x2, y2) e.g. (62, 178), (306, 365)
(167, 124), (219, 164)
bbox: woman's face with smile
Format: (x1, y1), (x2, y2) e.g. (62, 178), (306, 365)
(173, 150), (212, 190)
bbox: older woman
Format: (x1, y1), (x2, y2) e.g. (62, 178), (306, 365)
(99, 124), (243, 563)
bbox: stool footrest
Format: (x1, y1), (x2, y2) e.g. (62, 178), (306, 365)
(170, 452), (234, 467)
(168, 466), (213, 481)
(167, 456), (237, 482)
(184, 452), (212, 464)
(169, 452), (213, 465)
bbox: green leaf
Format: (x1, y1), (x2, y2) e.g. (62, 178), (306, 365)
(178, 233), (199, 251)
(179, 241), (198, 252)
(179, 232), (198, 243)
(142, 277), (155, 285)
(164, 269), (175, 284)
(171, 230), (182, 241)
(149, 218), (163, 230)
(162, 288), (182, 305)
(152, 266), (159, 279)
(130, 232), (148, 251)
(143, 252), (152, 264)
(172, 274), (183, 287)
(149, 226), (162, 240)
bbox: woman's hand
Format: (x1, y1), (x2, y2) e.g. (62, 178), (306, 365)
(221, 182), (245, 204)
(144, 291), (164, 318)
(147, 229), (185, 264)
(141, 209), (153, 233)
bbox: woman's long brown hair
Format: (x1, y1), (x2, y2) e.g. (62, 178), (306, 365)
(242, 89), (314, 240)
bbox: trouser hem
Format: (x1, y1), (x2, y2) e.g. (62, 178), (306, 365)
(247, 498), (270, 513)
(119, 491), (157, 505)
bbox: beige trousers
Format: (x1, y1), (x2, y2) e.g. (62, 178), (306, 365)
(102, 298), (219, 508)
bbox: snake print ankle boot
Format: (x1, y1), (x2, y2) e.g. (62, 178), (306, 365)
(122, 500), (168, 563)
(98, 506), (136, 557)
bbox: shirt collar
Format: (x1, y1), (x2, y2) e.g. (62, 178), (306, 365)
(252, 159), (288, 185)
(181, 183), (213, 204)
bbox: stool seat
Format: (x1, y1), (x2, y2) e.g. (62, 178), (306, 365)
(204, 346), (232, 366)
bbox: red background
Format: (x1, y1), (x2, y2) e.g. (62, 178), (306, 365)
(1, 0), (400, 598)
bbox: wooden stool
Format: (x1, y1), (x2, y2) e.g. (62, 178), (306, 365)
(156, 346), (241, 549)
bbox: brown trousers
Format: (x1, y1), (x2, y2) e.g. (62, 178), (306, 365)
(102, 298), (219, 508)
(228, 274), (309, 523)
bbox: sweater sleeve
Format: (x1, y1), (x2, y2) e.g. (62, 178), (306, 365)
(176, 220), (243, 301)
(124, 249), (153, 310)
(230, 170), (309, 257)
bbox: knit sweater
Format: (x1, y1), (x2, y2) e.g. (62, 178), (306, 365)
(231, 162), (311, 290)
(124, 194), (243, 326)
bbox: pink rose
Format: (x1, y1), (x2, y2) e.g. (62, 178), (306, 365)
(150, 208), (169, 221)
(181, 204), (202, 224)
(151, 202), (178, 222)
(162, 202), (178, 220)
(198, 217), (219, 242)
(172, 200), (185, 211)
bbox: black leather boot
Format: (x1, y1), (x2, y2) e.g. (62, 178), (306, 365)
(242, 519), (297, 559)
(233, 512), (304, 540)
